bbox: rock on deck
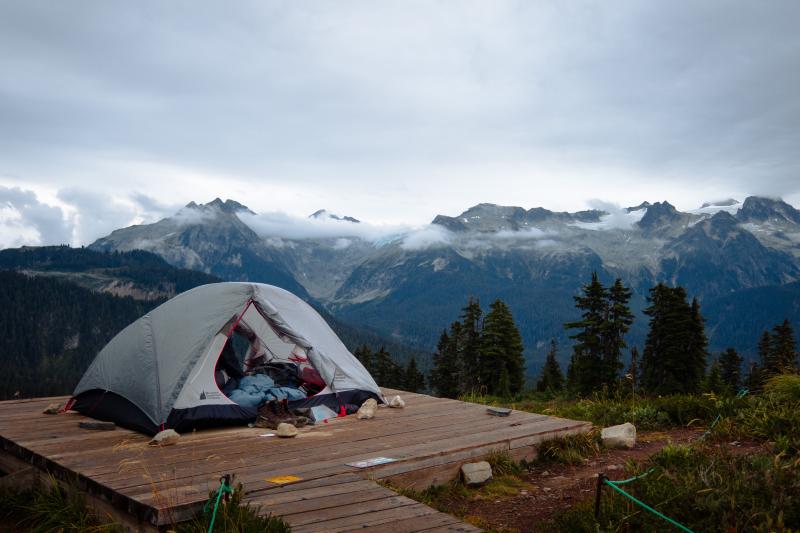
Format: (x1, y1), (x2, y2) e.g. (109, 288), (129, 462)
(0, 389), (591, 532)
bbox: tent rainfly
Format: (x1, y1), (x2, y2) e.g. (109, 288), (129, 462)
(70, 282), (382, 434)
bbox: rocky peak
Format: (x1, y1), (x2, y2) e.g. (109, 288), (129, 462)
(626, 201), (651, 213)
(309, 209), (360, 223)
(637, 201), (680, 229)
(737, 196), (800, 225)
(186, 198), (255, 215)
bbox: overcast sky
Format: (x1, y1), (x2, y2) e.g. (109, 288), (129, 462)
(1, 1), (799, 247)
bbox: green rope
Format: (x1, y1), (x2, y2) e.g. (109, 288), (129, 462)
(606, 467), (655, 486)
(204, 476), (234, 533)
(603, 478), (695, 533)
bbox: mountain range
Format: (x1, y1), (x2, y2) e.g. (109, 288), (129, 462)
(88, 196), (800, 374)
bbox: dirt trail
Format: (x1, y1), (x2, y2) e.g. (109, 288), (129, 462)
(446, 428), (761, 532)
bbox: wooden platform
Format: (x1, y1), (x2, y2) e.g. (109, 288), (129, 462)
(0, 389), (591, 532)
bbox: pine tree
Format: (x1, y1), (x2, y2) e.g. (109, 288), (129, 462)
(480, 299), (526, 396)
(603, 278), (634, 386)
(354, 345), (374, 376)
(372, 346), (402, 388)
(430, 326), (462, 398)
(565, 272), (609, 396)
(757, 330), (774, 377)
(688, 298), (710, 386)
(704, 358), (723, 394)
(459, 298), (483, 393)
(626, 346), (640, 392)
(641, 284), (707, 394)
(403, 357), (426, 393)
(771, 319), (798, 373)
(536, 339), (564, 392)
(719, 347), (743, 392)
(745, 362), (762, 392)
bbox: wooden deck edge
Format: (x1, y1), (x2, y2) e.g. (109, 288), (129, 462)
(0, 435), (161, 530)
(0, 447), (157, 533)
(373, 420), (593, 490)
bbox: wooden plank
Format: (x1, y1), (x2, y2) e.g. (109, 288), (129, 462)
(290, 499), (440, 533)
(352, 512), (479, 533)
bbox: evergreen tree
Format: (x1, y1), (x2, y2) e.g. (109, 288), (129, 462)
(626, 346), (640, 392)
(480, 299), (526, 396)
(688, 298), (710, 385)
(757, 330), (774, 376)
(704, 358), (724, 394)
(640, 284), (707, 394)
(745, 362), (762, 392)
(430, 326), (462, 398)
(565, 272), (609, 396)
(536, 339), (564, 392)
(372, 346), (403, 388)
(354, 345), (374, 376)
(719, 347), (743, 392)
(403, 357), (426, 393)
(771, 319), (798, 373)
(603, 278), (634, 386)
(458, 298), (483, 393)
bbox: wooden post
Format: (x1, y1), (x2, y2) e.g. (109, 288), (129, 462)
(594, 473), (606, 522)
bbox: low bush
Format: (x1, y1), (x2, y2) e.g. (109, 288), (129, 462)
(176, 483), (291, 532)
(546, 444), (800, 532)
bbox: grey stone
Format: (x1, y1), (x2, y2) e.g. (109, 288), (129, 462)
(357, 398), (378, 419)
(42, 403), (61, 415)
(601, 422), (636, 449)
(388, 395), (405, 408)
(149, 429), (180, 446)
(461, 461), (492, 487)
(276, 423), (298, 438)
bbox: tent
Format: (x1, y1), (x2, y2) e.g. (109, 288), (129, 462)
(70, 282), (383, 434)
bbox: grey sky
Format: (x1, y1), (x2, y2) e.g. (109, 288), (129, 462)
(1, 1), (799, 246)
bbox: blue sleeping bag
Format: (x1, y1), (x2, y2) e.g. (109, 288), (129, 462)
(228, 374), (307, 408)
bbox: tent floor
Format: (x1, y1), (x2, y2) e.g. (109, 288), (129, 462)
(0, 389), (591, 532)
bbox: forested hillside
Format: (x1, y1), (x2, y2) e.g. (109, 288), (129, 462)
(0, 246), (220, 299)
(0, 271), (161, 398)
(0, 247), (432, 398)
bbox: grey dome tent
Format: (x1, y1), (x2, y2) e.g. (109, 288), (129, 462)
(70, 282), (383, 435)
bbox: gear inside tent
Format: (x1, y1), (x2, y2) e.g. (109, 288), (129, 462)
(69, 282), (383, 435)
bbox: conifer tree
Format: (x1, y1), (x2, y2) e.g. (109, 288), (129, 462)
(603, 278), (634, 386)
(354, 345), (374, 376)
(745, 361), (762, 392)
(372, 346), (402, 388)
(704, 358), (723, 394)
(403, 357), (426, 393)
(565, 272), (609, 396)
(719, 347), (743, 392)
(459, 298), (483, 393)
(757, 330), (774, 376)
(430, 326), (462, 398)
(480, 299), (526, 396)
(536, 339), (564, 392)
(640, 284), (707, 394)
(626, 346), (640, 392)
(771, 319), (798, 373)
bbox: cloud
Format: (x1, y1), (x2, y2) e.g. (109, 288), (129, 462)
(571, 200), (645, 231)
(400, 225), (454, 250)
(238, 211), (408, 242)
(0, 1), (799, 222)
(0, 186), (71, 247)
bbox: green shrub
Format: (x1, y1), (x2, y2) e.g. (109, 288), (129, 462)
(176, 483), (290, 532)
(0, 477), (121, 532)
(535, 430), (601, 466)
(545, 446), (800, 532)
